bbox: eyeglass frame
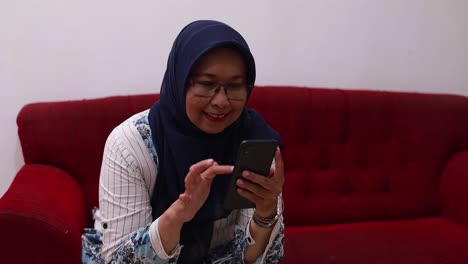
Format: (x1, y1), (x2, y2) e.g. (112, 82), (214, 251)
(188, 79), (252, 101)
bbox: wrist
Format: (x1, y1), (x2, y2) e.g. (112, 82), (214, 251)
(253, 197), (282, 228)
(162, 200), (187, 227)
(160, 213), (184, 233)
(252, 210), (280, 228)
(255, 199), (278, 218)
(158, 203), (184, 256)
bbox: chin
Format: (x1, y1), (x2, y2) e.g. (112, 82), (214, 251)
(200, 122), (231, 134)
(203, 127), (225, 134)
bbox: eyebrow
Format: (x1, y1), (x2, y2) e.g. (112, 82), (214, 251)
(193, 73), (244, 80)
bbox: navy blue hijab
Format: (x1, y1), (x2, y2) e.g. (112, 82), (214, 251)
(148, 20), (281, 262)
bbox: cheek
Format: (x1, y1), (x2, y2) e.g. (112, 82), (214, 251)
(186, 98), (206, 121)
(230, 105), (245, 120)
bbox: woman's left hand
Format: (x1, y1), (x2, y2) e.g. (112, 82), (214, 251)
(236, 147), (284, 217)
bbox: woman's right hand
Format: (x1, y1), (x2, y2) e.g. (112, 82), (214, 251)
(171, 159), (234, 223)
(159, 159), (233, 254)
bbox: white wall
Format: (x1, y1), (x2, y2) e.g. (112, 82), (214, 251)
(1, 0), (467, 197)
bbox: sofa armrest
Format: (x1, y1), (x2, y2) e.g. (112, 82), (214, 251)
(440, 151), (468, 228)
(0, 164), (87, 264)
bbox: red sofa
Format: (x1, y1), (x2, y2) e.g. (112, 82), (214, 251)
(1, 86), (468, 263)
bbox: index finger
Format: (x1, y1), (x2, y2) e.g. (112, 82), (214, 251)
(188, 159), (215, 175)
(202, 165), (234, 181)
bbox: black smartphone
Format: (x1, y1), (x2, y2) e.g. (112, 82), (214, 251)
(223, 139), (279, 210)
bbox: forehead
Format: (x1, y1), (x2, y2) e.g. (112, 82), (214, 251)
(190, 47), (246, 76)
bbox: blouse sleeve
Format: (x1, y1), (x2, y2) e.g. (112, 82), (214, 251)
(95, 120), (182, 263)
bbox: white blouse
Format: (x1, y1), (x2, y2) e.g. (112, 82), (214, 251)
(93, 110), (283, 263)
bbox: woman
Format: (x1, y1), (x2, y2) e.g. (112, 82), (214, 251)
(82, 20), (285, 263)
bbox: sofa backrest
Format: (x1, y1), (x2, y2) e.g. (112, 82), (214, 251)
(17, 86), (468, 226)
(248, 87), (468, 226)
(17, 94), (159, 224)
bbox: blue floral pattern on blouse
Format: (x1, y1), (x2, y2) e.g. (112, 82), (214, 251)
(134, 113), (159, 168)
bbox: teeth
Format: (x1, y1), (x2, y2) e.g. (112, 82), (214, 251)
(207, 113), (226, 118)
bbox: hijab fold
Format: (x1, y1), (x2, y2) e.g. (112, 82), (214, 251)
(148, 20), (281, 262)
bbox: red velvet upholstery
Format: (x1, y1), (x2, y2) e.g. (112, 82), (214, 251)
(16, 94), (159, 227)
(1, 86), (468, 263)
(440, 151), (468, 227)
(248, 88), (468, 227)
(284, 218), (468, 263)
(0, 165), (87, 263)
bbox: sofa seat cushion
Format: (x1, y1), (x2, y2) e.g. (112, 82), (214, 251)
(283, 217), (468, 264)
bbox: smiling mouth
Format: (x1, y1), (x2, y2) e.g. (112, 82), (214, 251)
(204, 112), (229, 122)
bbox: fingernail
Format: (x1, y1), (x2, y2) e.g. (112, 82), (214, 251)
(242, 171), (249, 177)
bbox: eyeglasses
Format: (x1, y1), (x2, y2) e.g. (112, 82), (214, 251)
(190, 80), (249, 101)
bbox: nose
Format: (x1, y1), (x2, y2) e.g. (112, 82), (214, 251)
(210, 86), (230, 107)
